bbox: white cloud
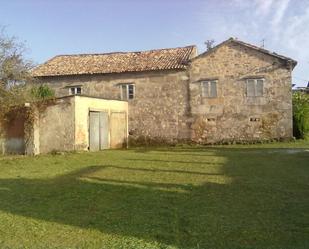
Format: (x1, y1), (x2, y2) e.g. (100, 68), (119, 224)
(255, 0), (274, 15)
(279, 5), (309, 59)
(271, 0), (291, 28)
(197, 0), (309, 86)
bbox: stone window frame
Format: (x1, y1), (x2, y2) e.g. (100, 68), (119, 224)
(69, 86), (82, 95)
(246, 78), (264, 97)
(119, 83), (135, 100)
(200, 80), (218, 98)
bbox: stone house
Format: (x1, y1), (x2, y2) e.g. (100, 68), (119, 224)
(32, 38), (297, 144)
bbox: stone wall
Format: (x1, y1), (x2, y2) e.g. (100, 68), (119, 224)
(189, 42), (293, 143)
(39, 70), (191, 142)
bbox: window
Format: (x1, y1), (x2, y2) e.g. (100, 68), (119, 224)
(120, 84), (134, 100)
(246, 79), (264, 97)
(201, 80), (217, 98)
(70, 87), (82, 95)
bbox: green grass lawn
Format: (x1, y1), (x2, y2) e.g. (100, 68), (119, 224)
(0, 141), (308, 249)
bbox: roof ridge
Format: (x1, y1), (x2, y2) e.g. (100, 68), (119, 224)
(53, 45), (196, 58)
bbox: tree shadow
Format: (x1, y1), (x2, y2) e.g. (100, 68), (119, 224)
(92, 165), (222, 176)
(0, 147), (308, 248)
(0, 166), (206, 247)
(125, 158), (222, 166)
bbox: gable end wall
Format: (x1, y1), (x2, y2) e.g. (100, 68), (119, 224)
(188, 42), (293, 143)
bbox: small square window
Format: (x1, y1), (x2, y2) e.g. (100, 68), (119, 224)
(70, 87), (82, 95)
(201, 80), (217, 98)
(246, 79), (264, 97)
(120, 84), (135, 100)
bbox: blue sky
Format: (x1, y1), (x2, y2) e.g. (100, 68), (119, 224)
(1, 0), (308, 86)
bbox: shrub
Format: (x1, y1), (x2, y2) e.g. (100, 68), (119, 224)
(293, 92), (309, 139)
(31, 84), (54, 100)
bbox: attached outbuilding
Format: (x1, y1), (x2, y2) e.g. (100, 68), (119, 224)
(1, 95), (128, 155)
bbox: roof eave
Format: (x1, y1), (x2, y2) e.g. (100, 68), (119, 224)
(32, 66), (188, 78)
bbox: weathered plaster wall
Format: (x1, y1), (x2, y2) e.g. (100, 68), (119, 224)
(74, 96), (128, 150)
(189, 42), (293, 143)
(38, 97), (75, 153)
(39, 70), (191, 142)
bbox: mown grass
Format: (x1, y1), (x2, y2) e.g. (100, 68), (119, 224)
(0, 141), (308, 249)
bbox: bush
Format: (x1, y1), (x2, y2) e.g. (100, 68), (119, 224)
(31, 84), (54, 100)
(293, 92), (309, 139)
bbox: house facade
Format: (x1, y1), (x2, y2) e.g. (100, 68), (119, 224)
(32, 38), (297, 144)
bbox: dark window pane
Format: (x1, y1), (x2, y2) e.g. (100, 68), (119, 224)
(128, 84), (134, 99)
(76, 87), (81, 94)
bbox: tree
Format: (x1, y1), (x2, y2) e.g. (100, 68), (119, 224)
(0, 26), (33, 88)
(0, 27), (54, 103)
(0, 26), (54, 123)
(0, 26), (33, 111)
(204, 39), (215, 51)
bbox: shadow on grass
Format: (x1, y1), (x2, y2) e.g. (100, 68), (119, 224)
(0, 147), (308, 248)
(93, 165), (223, 176)
(126, 158), (223, 166)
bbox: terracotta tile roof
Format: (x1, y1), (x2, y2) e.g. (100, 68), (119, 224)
(32, 46), (196, 77)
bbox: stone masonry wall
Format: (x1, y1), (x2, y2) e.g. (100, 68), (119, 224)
(189, 42), (293, 143)
(39, 70), (191, 142)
